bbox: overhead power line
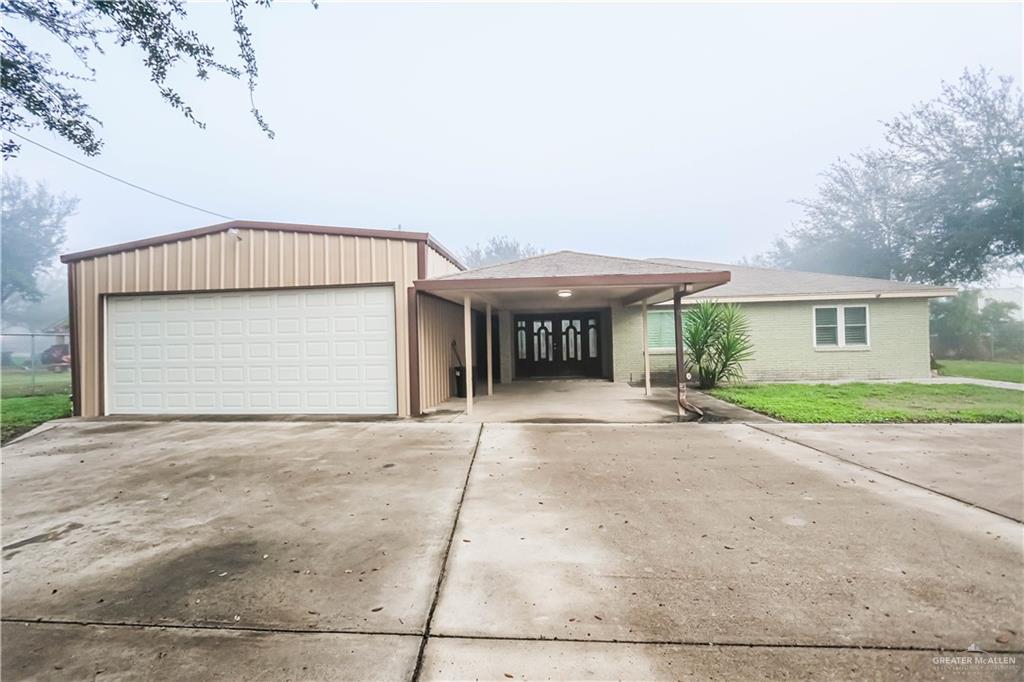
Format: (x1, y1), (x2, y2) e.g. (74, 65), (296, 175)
(3, 130), (234, 221)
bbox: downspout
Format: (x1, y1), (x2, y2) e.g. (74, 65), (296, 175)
(673, 286), (703, 422)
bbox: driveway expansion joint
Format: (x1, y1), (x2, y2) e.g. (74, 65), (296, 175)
(424, 632), (1024, 654)
(8, 618), (1021, 656)
(0, 617), (418, 638)
(410, 423), (486, 682)
(743, 423), (1023, 524)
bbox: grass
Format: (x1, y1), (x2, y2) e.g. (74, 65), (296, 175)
(1, 394), (72, 444)
(710, 382), (1024, 423)
(936, 359), (1023, 384)
(1, 368), (72, 398)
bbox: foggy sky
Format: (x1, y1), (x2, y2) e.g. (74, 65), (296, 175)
(6, 2), (1022, 265)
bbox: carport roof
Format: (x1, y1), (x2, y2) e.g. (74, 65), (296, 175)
(436, 251), (718, 280)
(416, 251), (731, 309)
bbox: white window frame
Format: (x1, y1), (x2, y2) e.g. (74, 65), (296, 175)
(812, 304), (871, 350)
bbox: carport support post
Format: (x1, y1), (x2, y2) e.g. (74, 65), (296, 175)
(464, 295), (473, 415)
(641, 300), (651, 396)
(485, 302), (493, 396)
(673, 286), (685, 420)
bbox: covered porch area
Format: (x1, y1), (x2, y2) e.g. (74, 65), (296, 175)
(424, 379), (680, 423)
(410, 252), (731, 420)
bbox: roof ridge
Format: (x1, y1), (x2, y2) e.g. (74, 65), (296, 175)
(440, 249), (571, 278)
(559, 250), (718, 273)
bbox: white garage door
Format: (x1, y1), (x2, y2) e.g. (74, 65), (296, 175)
(105, 286), (397, 415)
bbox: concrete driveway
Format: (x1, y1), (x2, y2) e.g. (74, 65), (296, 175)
(3, 421), (1022, 680)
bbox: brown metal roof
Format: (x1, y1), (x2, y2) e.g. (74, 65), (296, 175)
(60, 219), (465, 269)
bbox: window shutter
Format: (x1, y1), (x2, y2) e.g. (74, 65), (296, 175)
(815, 307), (838, 346)
(844, 306), (868, 345)
(647, 311), (676, 348)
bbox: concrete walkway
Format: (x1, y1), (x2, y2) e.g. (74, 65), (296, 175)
(763, 376), (1024, 391)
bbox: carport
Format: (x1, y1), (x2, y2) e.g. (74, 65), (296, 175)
(413, 251), (730, 418)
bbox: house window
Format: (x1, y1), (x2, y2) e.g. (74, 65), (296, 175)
(814, 307), (839, 346)
(646, 310), (678, 349)
(814, 305), (869, 348)
(844, 306), (868, 345)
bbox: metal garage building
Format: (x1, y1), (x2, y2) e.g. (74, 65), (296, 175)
(62, 221), (463, 418)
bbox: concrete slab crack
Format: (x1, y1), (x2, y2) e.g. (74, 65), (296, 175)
(744, 423), (1022, 524)
(410, 423), (485, 682)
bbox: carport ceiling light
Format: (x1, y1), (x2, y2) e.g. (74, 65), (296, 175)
(557, 289), (573, 298)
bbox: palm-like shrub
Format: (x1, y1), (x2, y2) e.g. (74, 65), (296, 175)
(683, 301), (754, 389)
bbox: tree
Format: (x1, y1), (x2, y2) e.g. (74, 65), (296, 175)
(1, 176), (77, 304)
(931, 291), (1023, 359)
(769, 68), (1023, 285)
(1, 0), (313, 158)
(684, 301), (754, 389)
(769, 150), (917, 280)
(462, 236), (543, 269)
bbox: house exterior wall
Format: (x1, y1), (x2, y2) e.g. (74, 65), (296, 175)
(417, 293), (466, 410)
(68, 228), (418, 417)
(613, 298), (932, 384)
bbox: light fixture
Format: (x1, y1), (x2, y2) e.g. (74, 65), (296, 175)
(557, 289), (572, 298)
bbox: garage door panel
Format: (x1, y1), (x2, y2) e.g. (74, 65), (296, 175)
(106, 286), (397, 415)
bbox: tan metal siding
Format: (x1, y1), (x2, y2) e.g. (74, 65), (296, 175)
(426, 246), (461, 278)
(417, 293), (465, 410)
(70, 229), (417, 417)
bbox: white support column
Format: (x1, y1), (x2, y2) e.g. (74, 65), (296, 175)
(641, 300), (651, 396)
(673, 286), (684, 419)
(485, 303), (493, 396)
(464, 295), (473, 415)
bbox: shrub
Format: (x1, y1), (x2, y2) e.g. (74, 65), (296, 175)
(683, 301), (754, 389)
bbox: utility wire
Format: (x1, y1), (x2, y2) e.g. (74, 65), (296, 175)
(3, 129), (234, 221)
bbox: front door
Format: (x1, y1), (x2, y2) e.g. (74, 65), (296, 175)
(514, 312), (602, 378)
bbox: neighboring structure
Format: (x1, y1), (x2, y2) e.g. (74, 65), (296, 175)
(62, 223), (954, 418)
(639, 259), (957, 383)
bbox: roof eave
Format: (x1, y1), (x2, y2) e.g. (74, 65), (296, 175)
(414, 270), (731, 292)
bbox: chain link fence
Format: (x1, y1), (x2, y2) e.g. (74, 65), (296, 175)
(1, 332), (72, 398)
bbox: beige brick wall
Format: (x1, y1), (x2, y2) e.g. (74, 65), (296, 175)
(612, 298), (932, 384)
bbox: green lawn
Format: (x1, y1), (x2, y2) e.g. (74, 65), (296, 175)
(936, 359), (1023, 384)
(710, 382), (1024, 423)
(1, 394), (72, 444)
(1, 368), (72, 398)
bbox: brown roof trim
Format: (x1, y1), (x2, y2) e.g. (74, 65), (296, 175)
(425, 237), (466, 271)
(414, 270), (731, 291)
(60, 219), (466, 269)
